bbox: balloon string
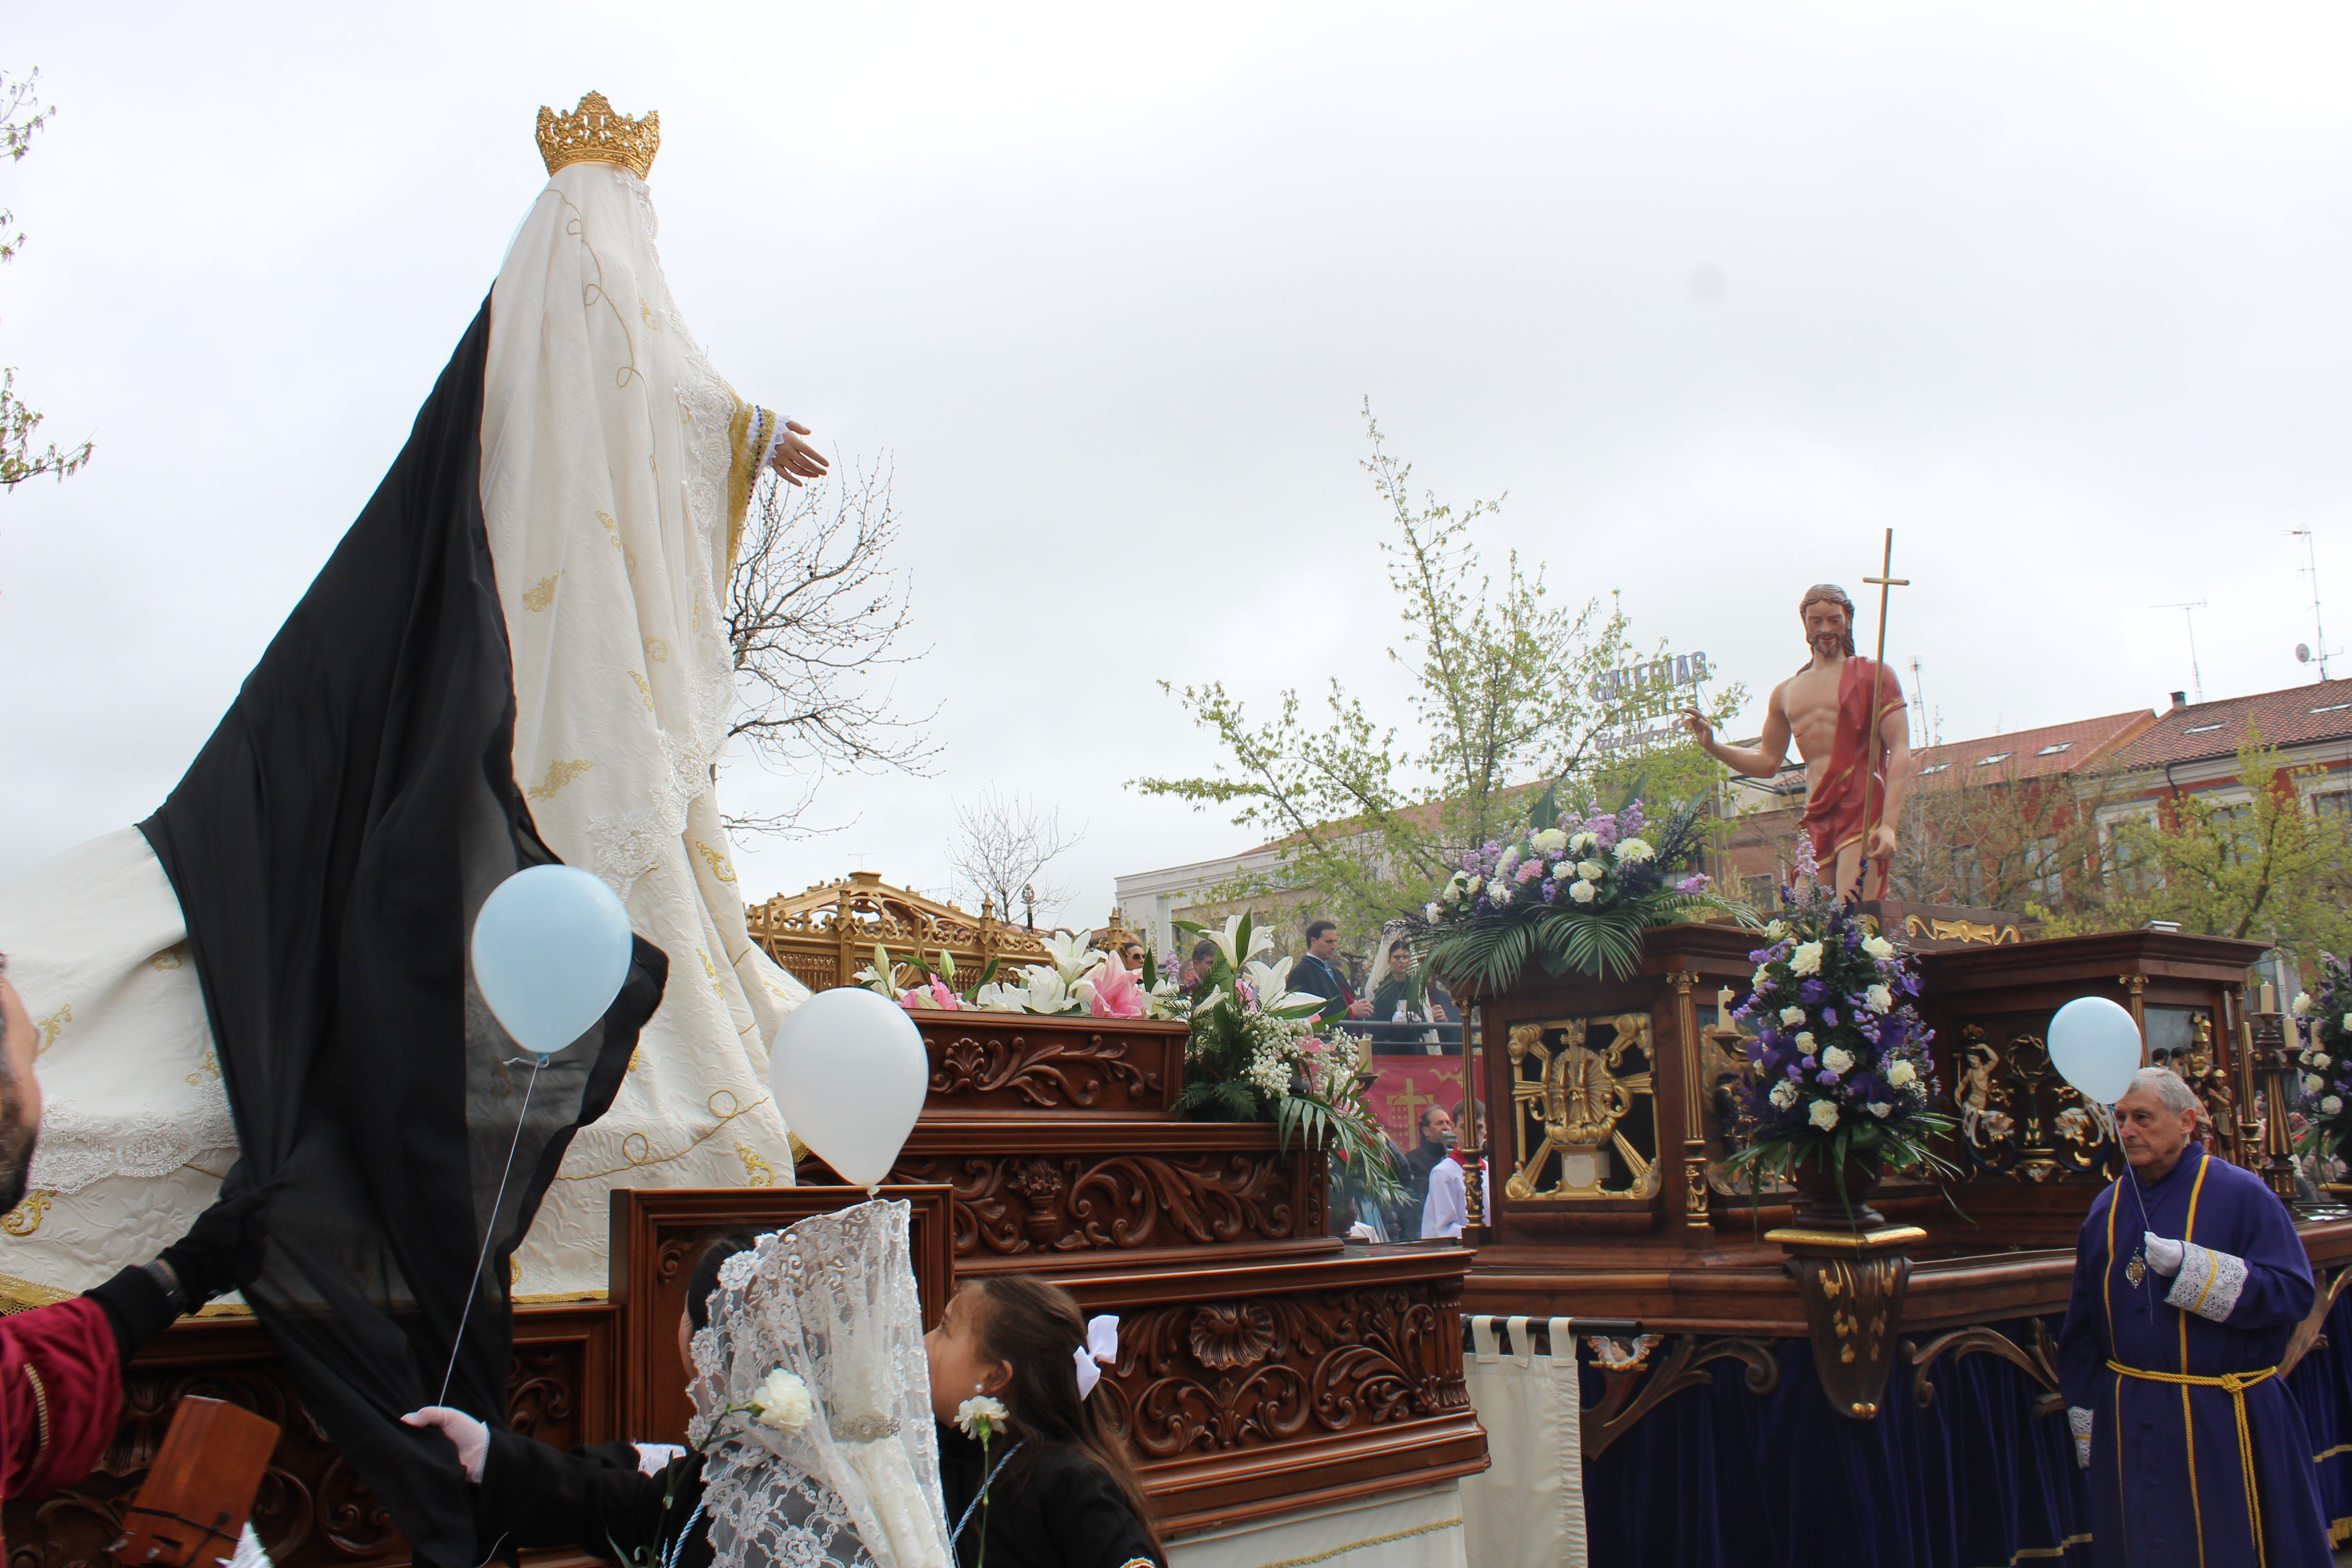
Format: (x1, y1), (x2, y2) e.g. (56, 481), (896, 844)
(2094, 1101), (2156, 1247)
(438, 1052), (543, 1409)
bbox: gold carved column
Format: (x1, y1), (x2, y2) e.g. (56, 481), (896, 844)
(1668, 970), (1710, 1233)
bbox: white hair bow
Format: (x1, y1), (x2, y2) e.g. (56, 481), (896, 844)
(1074, 1314), (1119, 1400)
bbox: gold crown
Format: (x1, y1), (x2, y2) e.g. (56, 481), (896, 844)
(535, 91), (660, 179)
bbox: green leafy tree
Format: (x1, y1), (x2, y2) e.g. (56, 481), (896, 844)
(1132, 405), (1744, 940)
(2038, 732), (2352, 970)
(0, 67), (90, 489)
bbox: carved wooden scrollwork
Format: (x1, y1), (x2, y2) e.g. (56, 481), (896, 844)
(929, 1029), (1156, 1108)
(2280, 1264), (2352, 1379)
(1112, 1284), (1461, 1460)
(1902, 1318), (2065, 1418)
(1581, 1335), (1781, 1460)
(893, 1151), (1305, 1256)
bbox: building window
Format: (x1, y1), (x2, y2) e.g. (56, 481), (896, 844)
(1745, 873), (1778, 910)
(1975, 752), (2012, 767)
(2183, 722), (2224, 735)
(2036, 742), (2072, 757)
(2027, 837), (2063, 901)
(2312, 789), (2351, 818)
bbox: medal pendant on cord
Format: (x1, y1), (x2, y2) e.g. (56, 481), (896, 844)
(2125, 1250), (2147, 1287)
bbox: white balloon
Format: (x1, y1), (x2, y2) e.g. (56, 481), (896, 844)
(769, 988), (929, 1187)
(2048, 995), (2143, 1105)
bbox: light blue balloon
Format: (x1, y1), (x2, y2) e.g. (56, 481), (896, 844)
(470, 865), (635, 1057)
(2048, 995), (2143, 1106)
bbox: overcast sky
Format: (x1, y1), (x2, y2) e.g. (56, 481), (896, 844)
(3, 3), (2347, 925)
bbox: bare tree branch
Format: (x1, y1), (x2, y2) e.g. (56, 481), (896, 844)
(721, 457), (939, 840)
(946, 788), (1086, 926)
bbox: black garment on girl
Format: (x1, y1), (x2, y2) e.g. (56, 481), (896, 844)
(936, 1422), (1161, 1568)
(472, 1428), (711, 1568)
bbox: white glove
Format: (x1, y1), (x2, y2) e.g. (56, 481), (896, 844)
(2067, 1406), (2092, 1470)
(2143, 1233), (2185, 1278)
(401, 1406), (490, 1483)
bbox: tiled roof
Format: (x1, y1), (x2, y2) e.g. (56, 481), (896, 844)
(1911, 710), (2156, 788)
(2108, 678), (2352, 770)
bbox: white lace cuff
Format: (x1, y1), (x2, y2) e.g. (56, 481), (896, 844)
(2068, 1405), (2092, 1470)
(2165, 1243), (2247, 1322)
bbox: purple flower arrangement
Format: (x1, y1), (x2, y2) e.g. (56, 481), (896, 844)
(1725, 836), (1955, 1195)
(2293, 955), (2352, 1160)
(1412, 795), (1724, 993)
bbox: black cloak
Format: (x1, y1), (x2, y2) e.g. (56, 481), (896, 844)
(141, 299), (664, 1566)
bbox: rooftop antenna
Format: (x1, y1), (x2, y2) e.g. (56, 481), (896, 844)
(2151, 601), (2208, 703)
(2290, 528), (2334, 681)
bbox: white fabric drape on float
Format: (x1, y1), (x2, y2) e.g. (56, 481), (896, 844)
(1460, 1315), (1587, 1568)
(1163, 1480), (1467, 1568)
(481, 162), (808, 1292)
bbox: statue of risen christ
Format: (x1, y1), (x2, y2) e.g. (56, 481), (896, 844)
(1681, 583), (1911, 901)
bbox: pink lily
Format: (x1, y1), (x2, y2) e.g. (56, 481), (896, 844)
(900, 977), (963, 1012)
(1087, 956), (1146, 1019)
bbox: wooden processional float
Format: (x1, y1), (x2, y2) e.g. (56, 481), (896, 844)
(10, 1008), (1486, 1565)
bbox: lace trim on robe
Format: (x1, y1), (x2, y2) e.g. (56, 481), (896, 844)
(2166, 1241), (2247, 1323)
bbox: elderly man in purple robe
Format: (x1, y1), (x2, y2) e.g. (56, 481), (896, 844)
(2057, 1065), (2332, 1566)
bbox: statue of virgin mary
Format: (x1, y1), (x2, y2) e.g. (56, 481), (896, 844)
(0, 94), (814, 1563)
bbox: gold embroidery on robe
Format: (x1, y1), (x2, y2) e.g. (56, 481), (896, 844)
(150, 946), (185, 971)
(184, 1051), (222, 1088)
(527, 758), (595, 801)
(735, 1141), (776, 1187)
(627, 671), (655, 711)
(523, 573), (562, 612)
(33, 1005), (69, 1055)
(643, 636), (670, 662)
(0, 1192), (54, 1237)
(694, 842), (737, 884)
(557, 1091), (767, 1180)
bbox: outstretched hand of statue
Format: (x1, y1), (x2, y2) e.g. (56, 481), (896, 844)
(769, 421), (831, 487)
(1679, 707), (1712, 745)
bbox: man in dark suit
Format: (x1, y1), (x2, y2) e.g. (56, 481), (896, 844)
(1288, 920), (1373, 1023)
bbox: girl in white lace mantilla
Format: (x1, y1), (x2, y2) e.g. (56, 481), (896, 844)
(406, 1202), (952, 1568)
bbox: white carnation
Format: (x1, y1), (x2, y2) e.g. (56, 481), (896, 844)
(2307, 1073), (2326, 1094)
(1615, 837), (1655, 863)
(1753, 964), (1773, 991)
(1532, 828), (1568, 855)
(1779, 1006), (1806, 1026)
(1862, 935), (1894, 960)
(1498, 847), (1521, 874)
(1865, 984), (1893, 1014)
(1765, 919), (1788, 939)
(1886, 1060), (1917, 1088)
(1793, 1031), (1816, 1052)
(1789, 941), (1824, 975)
(1769, 1079), (1798, 1109)
(1425, 902), (1441, 922)
(1577, 860), (1604, 882)
(1487, 877), (1511, 902)
(1570, 832), (1598, 854)
(1821, 1046), (1854, 1073)
(2318, 1054), (2334, 1070)
(2295, 991), (2315, 1017)
(2326, 1095), (2345, 1115)
(1568, 879), (1597, 904)
(1808, 1100), (1839, 1130)
(1868, 1101), (1893, 1118)
(752, 1367), (815, 1431)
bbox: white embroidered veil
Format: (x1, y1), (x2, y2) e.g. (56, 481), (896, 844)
(690, 1200), (951, 1568)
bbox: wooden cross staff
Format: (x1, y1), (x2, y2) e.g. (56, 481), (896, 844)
(1858, 528), (1907, 897)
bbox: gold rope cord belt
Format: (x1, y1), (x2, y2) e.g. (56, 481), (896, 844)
(2108, 1360), (2280, 1565)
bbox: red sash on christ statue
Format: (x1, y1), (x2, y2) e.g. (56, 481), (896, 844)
(1798, 656), (1906, 888)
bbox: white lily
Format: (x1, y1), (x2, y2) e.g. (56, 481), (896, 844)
(1041, 930), (1106, 984)
(1243, 959), (1326, 1014)
(1203, 911), (1272, 972)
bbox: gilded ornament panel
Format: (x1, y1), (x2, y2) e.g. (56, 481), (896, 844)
(1502, 1014), (1661, 1203)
